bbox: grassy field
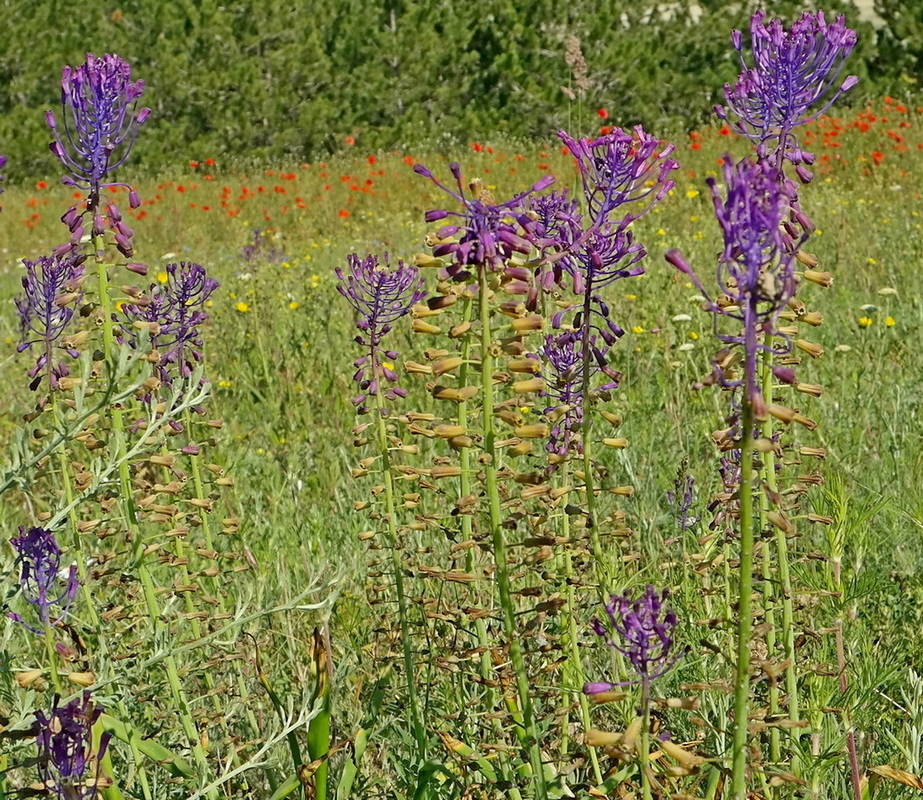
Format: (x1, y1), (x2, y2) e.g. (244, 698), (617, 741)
(3, 98), (923, 798)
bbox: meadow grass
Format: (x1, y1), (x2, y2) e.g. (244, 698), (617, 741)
(3, 100), (923, 797)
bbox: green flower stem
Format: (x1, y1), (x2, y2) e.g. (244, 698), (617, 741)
(372, 384), (426, 759)
(730, 398), (756, 800)
(760, 344), (800, 750)
(138, 563), (217, 799)
(478, 265), (547, 800)
(579, 286), (604, 564)
(560, 465), (603, 786)
(42, 622), (62, 693)
(758, 350), (781, 764)
(92, 237), (137, 535)
(457, 296), (521, 798)
(51, 406), (153, 799)
(639, 681), (652, 800)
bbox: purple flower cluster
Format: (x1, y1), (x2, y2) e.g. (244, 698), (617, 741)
(337, 253), (426, 415)
(719, 11), (858, 165)
(48, 53), (149, 258)
(558, 127), (677, 225)
(539, 333), (586, 457)
(120, 262), (219, 401)
(539, 329), (620, 458)
(8, 527), (79, 634)
(35, 692), (110, 799)
(414, 162), (553, 277)
(15, 255), (86, 392)
(717, 11), (858, 238)
(667, 155), (805, 416)
(585, 585), (685, 692)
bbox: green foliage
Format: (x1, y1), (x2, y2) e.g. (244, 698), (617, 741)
(0, 0), (896, 182)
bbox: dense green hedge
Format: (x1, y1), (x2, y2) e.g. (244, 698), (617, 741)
(0, 0), (909, 179)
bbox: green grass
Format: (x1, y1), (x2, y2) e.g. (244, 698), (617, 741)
(3, 102), (923, 798)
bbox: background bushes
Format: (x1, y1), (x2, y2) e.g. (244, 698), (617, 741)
(0, 0), (910, 180)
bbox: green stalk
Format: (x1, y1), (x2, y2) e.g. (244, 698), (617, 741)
(579, 286), (603, 564)
(560, 465), (603, 786)
(478, 265), (547, 800)
(456, 296), (521, 798)
(42, 623), (62, 693)
(92, 234), (137, 535)
(730, 398), (756, 799)
(371, 384), (425, 759)
(759, 341), (801, 765)
(138, 564), (218, 799)
(638, 681), (652, 800)
(758, 349), (781, 764)
(51, 405), (152, 800)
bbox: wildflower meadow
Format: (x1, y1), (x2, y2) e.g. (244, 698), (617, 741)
(2, 9), (923, 800)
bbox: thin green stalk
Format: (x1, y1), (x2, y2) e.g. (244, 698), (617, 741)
(138, 564), (218, 799)
(91, 235), (137, 535)
(371, 385), (426, 759)
(579, 286), (603, 563)
(730, 398), (756, 799)
(42, 623), (62, 693)
(456, 297), (521, 798)
(560, 465), (603, 786)
(478, 265), (547, 800)
(638, 682), (653, 800)
(760, 344), (800, 747)
(51, 408), (152, 800)
(758, 351), (781, 764)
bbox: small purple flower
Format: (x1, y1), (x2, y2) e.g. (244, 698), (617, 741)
(336, 253), (425, 415)
(415, 162), (552, 276)
(48, 53), (149, 257)
(666, 155), (804, 415)
(35, 692), (111, 799)
(539, 333), (585, 457)
(558, 126), (678, 225)
(539, 329), (620, 458)
(9, 527), (79, 635)
(718, 11), (858, 170)
(241, 228), (286, 266)
(667, 471), (700, 532)
(15, 255), (86, 392)
(585, 585), (685, 693)
(120, 262), (219, 399)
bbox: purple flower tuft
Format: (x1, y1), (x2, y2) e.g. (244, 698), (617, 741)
(336, 253), (425, 415)
(9, 527), (79, 634)
(120, 262), (219, 399)
(666, 155), (805, 412)
(15, 255), (86, 392)
(558, 126), (678, 225)
(48, 53), (148, 202)
(720, 11), (858, 166)
(415, 165), (549, 275)
(48, 53), (149, 258)
(585, 585), (685, 692)
(35, 692), (111, 798)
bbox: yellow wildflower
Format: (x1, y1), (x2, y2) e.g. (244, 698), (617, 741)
(235, 302), (250, 313)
